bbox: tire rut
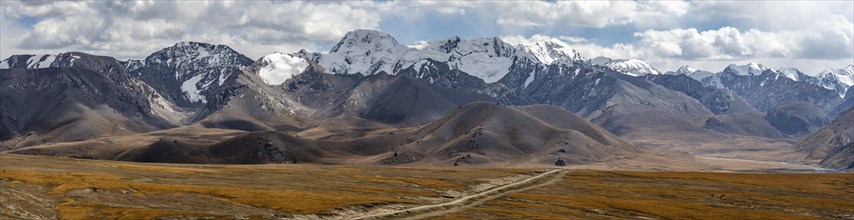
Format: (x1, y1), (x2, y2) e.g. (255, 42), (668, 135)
(349, 168), (567, 220)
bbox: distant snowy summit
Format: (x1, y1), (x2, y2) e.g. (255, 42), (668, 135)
(816, 65), (854, 97)
(591, 56), (659, 76)
(515, 39), (586, 65)
(667, 63), (854, 98)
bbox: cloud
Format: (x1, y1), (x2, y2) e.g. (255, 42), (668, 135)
(501, 34), (588, 46)
(490, 1), (689, 29)
(2, 1), (381, 59)
(798, 15), (854, 59)
(633, 16), (853, 61)
(688, 1), (854, 31)
(501, 34), (554, 45)
(558, 36), (588, 43)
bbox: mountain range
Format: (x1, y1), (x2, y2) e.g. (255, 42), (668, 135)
(1, 29), (852, 169)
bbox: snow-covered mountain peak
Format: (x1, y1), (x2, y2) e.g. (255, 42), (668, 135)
(131, 41), (254, 105)
(777, 67), (805, 81)
(257, 52), (309, 85)
(515, 38), (585, 64)
(329, 29), (403, 53)
(315, 29), (409, 75)
(816, 65), (854, 97)
(675, 66), (698, 75)
(819, 65), (854, 77)
(593, 57), (659, 76)
(724, 62), (772, 76)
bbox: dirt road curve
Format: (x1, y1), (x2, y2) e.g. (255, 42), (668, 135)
(349, 168), (567, 220)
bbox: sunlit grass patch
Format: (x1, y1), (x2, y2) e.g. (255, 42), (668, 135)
(2, 169), (408, 214)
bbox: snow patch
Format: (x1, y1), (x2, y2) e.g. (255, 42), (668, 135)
(35, 55), (56, 68)
(524, 69), (536, 88)
(197, 49), (211, 59)
(70, 55), (82, 67)
(218, 72), (229, 86)
(181, 75), (206, 103)
(22, 55), (57, 69)
(454, 50), (514, 83)
(258, 52), (309, 85)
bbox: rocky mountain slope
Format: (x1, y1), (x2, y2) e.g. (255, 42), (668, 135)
(124, 42), (254, 109)
(685, 63), (846, 115)
(764, 101), (831, 136)
(796, 107), (854, 169)
(0, 52), (176, 148)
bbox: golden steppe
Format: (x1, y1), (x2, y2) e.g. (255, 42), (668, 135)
(1, 153), (852, 219)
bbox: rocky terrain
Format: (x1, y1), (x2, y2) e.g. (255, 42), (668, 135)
(797, 107), (854, 169)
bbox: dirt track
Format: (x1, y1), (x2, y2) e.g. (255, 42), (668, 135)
(348, 168), (567, 220)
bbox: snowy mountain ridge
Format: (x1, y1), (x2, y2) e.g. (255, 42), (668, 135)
(673, 63), (853, 98)
(125, 42), (254, 105)
(299, 29), (567, 83)
(816, 65), (854, 97)
(724, 62), (772, 76)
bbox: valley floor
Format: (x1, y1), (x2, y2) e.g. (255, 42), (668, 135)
(1, 154), (851, 219)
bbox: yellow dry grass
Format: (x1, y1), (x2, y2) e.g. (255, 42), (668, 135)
(350, 174), (465, 190)
(109, 163), (224, 174)
(2, 169), (406, 214)
(57, 199), (225, 219)
(471, 171), (854, 219)
(6, 154), (848, 220)
(0, 154), (535, 219)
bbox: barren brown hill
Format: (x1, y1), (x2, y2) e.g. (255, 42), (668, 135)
(385, 102), (638, 166)
(8, 102), (636, 167)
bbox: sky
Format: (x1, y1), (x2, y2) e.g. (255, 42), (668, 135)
(1, 0), (853, 74)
